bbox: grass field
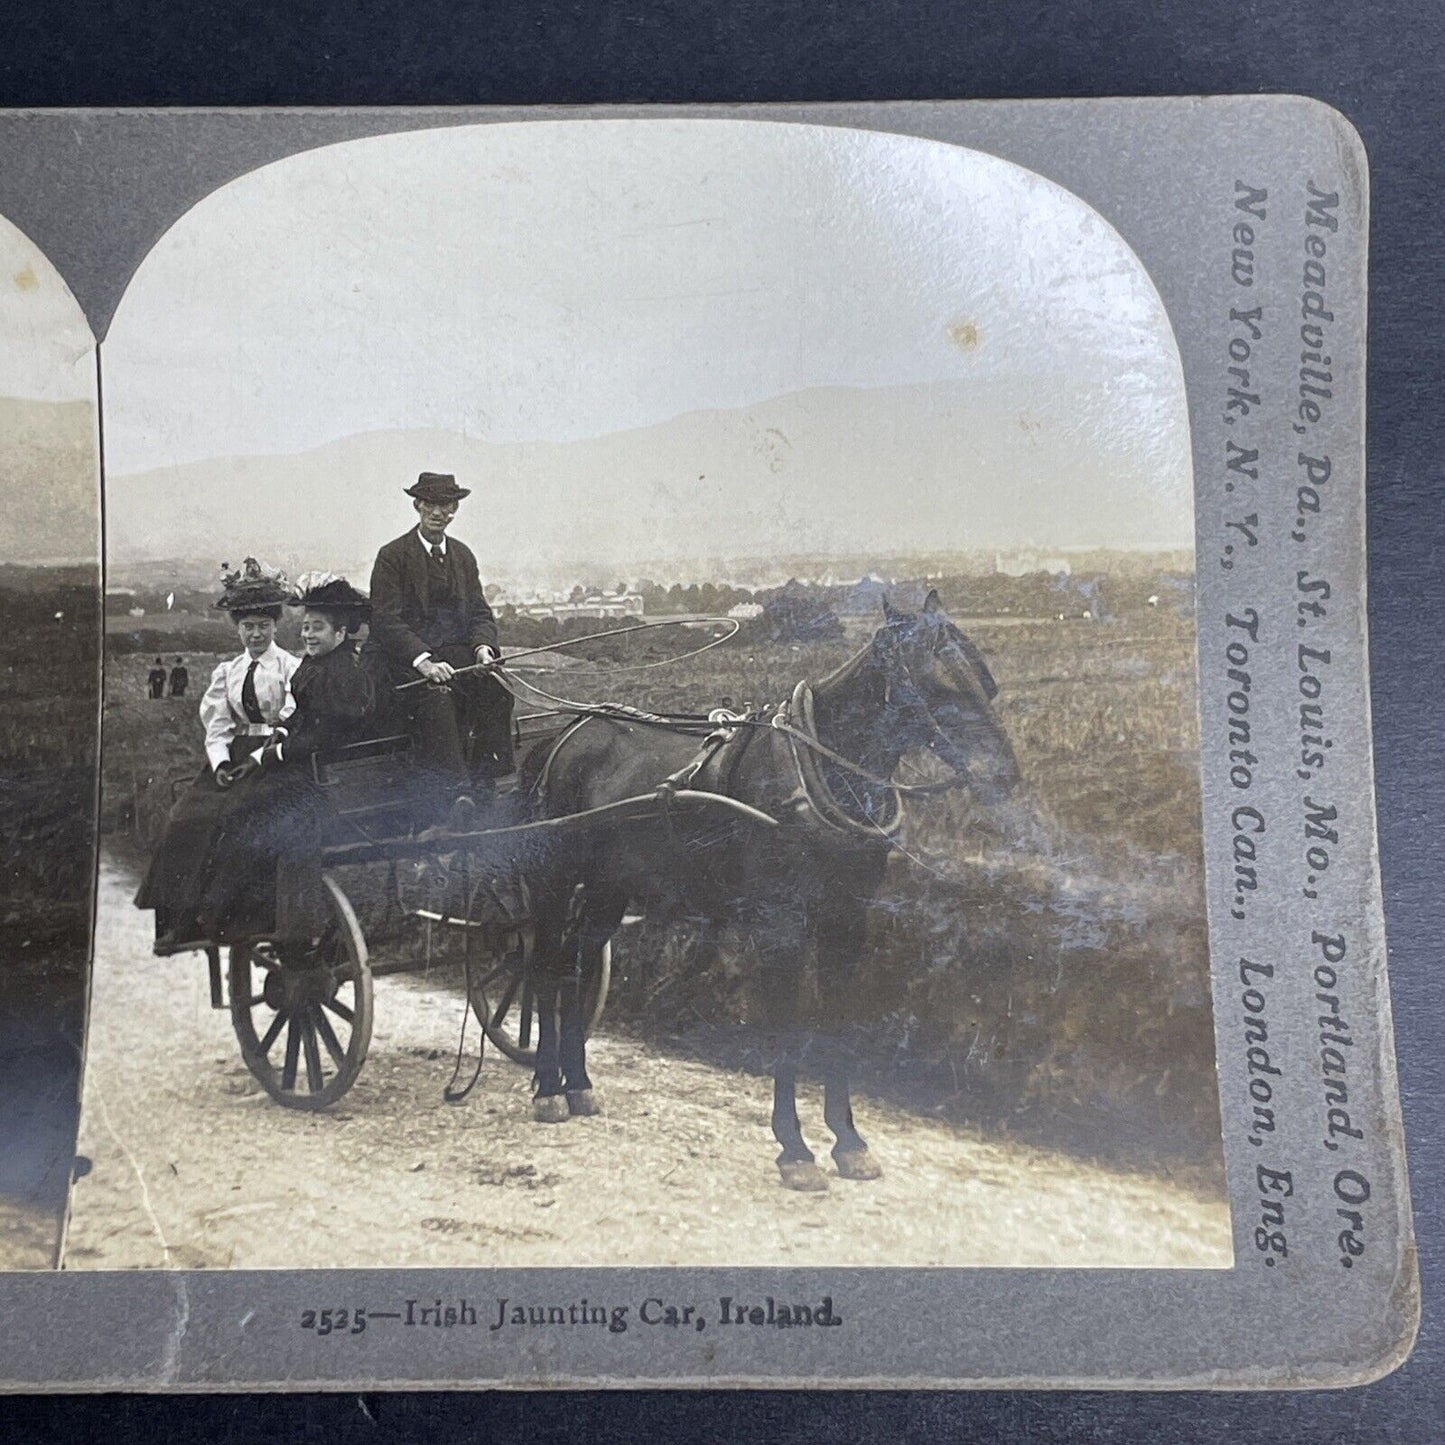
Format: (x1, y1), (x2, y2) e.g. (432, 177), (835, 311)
(0, 575), (99, 1263)
(1, 577), (100, 958)
(102, 598), (1222, 1173)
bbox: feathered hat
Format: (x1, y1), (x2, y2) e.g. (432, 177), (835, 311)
(290, 571), (372, 625)
(214, 557), (291, 611)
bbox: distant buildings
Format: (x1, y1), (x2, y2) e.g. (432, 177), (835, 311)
(505, 588), (645, 621)
(993, 550), (1073, 578)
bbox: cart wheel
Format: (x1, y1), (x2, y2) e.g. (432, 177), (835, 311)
(229, 873), (374, 1109)
(467, 880), (610, 1066)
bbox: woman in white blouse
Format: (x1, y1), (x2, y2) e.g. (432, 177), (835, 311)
(200, 600), (300, 775)
(136, 559), (300, 951)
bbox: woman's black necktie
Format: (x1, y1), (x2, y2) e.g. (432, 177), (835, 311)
(241, 660), (265, 724)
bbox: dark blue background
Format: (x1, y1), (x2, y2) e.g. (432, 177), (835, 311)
(2, 1), (1440, 1438)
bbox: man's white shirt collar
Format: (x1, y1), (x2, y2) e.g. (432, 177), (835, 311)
(416, 526), (447, 556)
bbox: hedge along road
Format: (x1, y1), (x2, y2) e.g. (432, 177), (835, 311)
(63, 854), (1233, 1271)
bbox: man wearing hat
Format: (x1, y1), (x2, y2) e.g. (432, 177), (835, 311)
(369, 471), (513, 823)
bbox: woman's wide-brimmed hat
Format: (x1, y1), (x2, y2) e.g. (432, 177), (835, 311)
(214, 557), (291, 611)
(291, 572), (372, 624)
(404, 470), (471, 503)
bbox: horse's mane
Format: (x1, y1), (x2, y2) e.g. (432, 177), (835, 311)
(813, 637), (879, 698)
(813, 612), (999, 704)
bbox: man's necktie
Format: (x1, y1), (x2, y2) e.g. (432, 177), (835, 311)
(240, 659), (265, 724)
(429, 543), (446, 570)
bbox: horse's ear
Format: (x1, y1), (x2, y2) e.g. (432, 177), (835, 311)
(882, 594), (900, 622)
(923, 588), (943, 614)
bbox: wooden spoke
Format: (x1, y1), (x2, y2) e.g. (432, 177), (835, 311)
(281, 1016), (301, 1091)
(301, 1009), (324, 1094)
(312, 1005), (347, 1069)
(328, 956), (359, 983)
(518, 978), (534, 1050)
(489, 969), (522, 1029)
(474, 958), (513, 990)
(257, 1008), (288, 1057)
(227, 874), (372, 1110)
(322, 995), (354, 1023)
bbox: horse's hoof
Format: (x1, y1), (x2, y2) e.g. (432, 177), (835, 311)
(778, 1160), (829, 1193)
(566, 1088), (602, 1117)
(533, 1094), (571, 1124)
(834, 1149), (883, 1181)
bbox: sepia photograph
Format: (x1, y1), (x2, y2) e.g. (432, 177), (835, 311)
(55, 118), (1233, 1271)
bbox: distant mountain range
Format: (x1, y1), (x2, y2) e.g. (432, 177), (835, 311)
(105, 380), (1192, 577)
(0, 398), (100, 566)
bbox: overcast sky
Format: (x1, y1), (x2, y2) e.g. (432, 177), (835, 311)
(0, 215), (98, 565)
(103, 119), (1193, 563)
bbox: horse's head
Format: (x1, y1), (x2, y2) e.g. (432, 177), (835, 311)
(874, 590), (1021, 806)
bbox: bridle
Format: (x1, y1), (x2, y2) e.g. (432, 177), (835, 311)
(869, 620), (993, 787)
(758, 622), (998, 844)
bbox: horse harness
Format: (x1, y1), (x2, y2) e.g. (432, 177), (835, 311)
(523, 673), (969, 850)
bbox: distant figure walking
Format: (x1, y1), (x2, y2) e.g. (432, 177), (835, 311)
(169, 657), (190, 698)
(147, 657), (167, 699)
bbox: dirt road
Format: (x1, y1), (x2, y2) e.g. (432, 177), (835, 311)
(64, 855), (1232, 1271)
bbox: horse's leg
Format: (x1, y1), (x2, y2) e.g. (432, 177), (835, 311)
(822, 1046), (881, 1179)
(814, 886), (884, 1181)
(771, 1047), (826, 1192)
(529, 889), (571, 1124)
(752, 900), (826, 1192)
(560, 887), (626, 1117)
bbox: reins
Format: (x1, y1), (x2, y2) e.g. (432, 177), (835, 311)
(491, 663), (967, 798)
(393, 616), (742, 692)
(496, 662), (974, 856)
(391, 616), (979, 844)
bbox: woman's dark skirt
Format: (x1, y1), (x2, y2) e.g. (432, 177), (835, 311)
(134, 762), (228, 938)
(134, 735), (309, 941)
(193, 766), (332, 942)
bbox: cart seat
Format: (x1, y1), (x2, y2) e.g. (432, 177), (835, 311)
(312, 734), (420, 827)
(312, 733), (414, 776)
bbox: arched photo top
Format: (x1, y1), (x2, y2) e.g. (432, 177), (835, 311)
(102, 119), (1192, 575)
(0, 212), (98, 568)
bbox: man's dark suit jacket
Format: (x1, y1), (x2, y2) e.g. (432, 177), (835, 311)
(369, 528), (499, 670)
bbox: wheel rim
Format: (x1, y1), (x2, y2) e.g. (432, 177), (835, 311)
(230, 873), (373, 1109)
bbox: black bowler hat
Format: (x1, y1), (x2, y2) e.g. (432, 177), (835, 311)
(404, 471), (471, 503)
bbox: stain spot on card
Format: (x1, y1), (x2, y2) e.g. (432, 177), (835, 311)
(13, 265), (39, 291)
(947, 318), (980, 350)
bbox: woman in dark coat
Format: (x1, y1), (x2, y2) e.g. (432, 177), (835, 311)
(193, 577), (375, 943)
(137, 559), (299, 952)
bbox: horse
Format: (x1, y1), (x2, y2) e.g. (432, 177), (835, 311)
(513, 590), (1022, 1191)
